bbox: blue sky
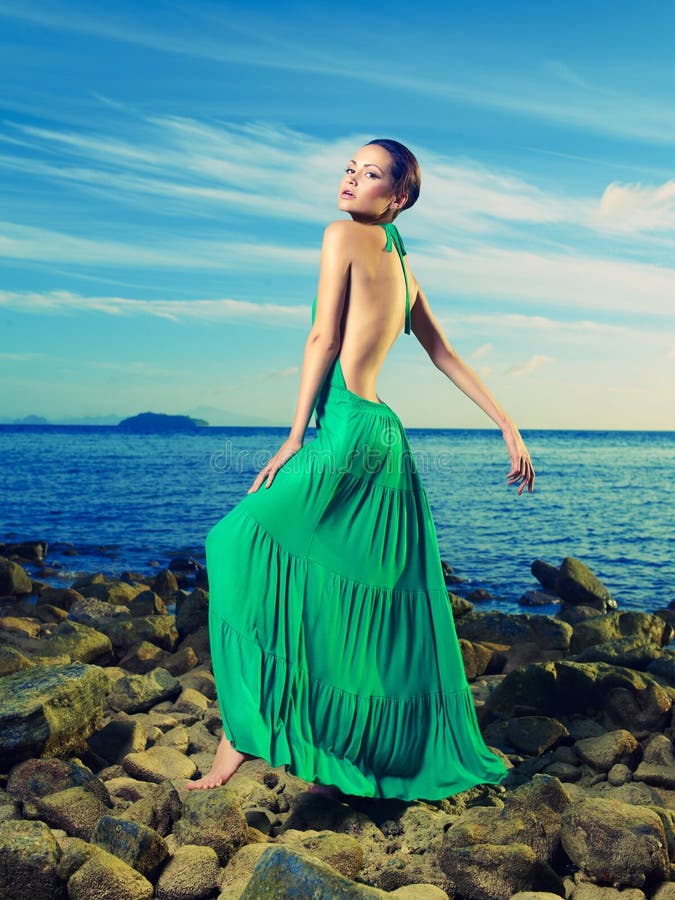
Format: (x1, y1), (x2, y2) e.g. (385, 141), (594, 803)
(1, 0), (674, 429)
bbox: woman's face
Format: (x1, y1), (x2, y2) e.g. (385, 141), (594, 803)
(337, 144), (402, 223)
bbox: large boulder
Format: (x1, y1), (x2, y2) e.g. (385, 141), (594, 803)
(560, 798), (669, 888)
(172, 784), (248, 865)
(154, 843), (220, 900)
(0, 663), (110, 769)
(66, 844), (154, 899)
(484, 661), (671, 734)
(571, 612), (671, 654)
(0, 558), (33, 596)
(556, 557), (616, 611)
(36, 620), (114, 664)
(90, 815), (169, 880)
(454, 612), (572, 651)
(105, 616), (179, 653)
(240, 844), (386, 898)
(108, 667), (181, 714)
(0, 818), (66, 899)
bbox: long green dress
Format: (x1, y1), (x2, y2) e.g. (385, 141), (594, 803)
(205, 221), (508, 800)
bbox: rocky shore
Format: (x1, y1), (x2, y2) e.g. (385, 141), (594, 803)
(0, 544), (674, 900)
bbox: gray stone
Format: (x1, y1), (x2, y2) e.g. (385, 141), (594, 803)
(6, 756), (112, 807)
(87, 718), (147, 764)
(438, 842), (561, 900)
(175, 588), (209, 637)
(25, 784), (110, 840)
(571, 612), (668, 654)
(506, 717), (570, 756)
(108, 667), (181, 714)
(66, 846), (154, 899)
(121, 745), (197, 784)
(560, 797), (669, 887)
(90, 815), (169, 880)
(531, 560), (560, 593)
(154, 843), (220, 900)
(172, 784), (248, 865)
(240, 844), (387, 898)
(0, 818), (66, 900)
(607, 764), (632, 786)
(454, 612), (572, 650)
(0, 663), (110, 768)
(574, 730), (639, 771)
(557, 557), (616, 610)
(106, 615), (179, 653)
(0, 558), (33, 596)
(38, 620), (114, 664)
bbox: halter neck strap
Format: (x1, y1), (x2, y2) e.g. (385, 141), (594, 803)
(380, 222), (411, 334)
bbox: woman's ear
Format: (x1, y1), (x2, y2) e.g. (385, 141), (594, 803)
(390, 192), (408, 211)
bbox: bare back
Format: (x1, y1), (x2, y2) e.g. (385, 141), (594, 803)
(336, 221), (417, 403)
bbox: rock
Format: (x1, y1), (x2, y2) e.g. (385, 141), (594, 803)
(651, 886), (675, 900)
(118, 780), (182, 837)
(571, 612), (669, 654)
(0, 558), (33, 596)
(541, 762), (581, 782)
(154, 843), (220, 900)
(531, 560), (560, 593)
(126, 590), (166, 617)
(571, 637), (663, 670)
(647, 652), (675, 687)
(0, 616), (41, 638)
(0, 645), (34, 677)
(560, 797), (669, 887)
(389, 887), (450, 899)
(633, 763), (675, 789)
(506, 717), (570, 756)
(0, 663), (110, 768)
(574, 730), (639, 771)
(108, 667), (182, 714)
(121, 745), (197, 783)
(118, 641), (168, 675)
(75, 579), (149, 606)
(6, 757), (112, 807)
(24, 784), (110, 840)
(239, 844), (386, 898)
(449, 593), (474, 617)
(66, 845), (154, 899)
(67, 596), (131, 627)
(87, 718), (147, 765)
(217, 843), (271, 898)
(484, 661), (672, 734)
(90, 815), (169, 880)
(151, 568), (179, 601)
(557, 605), (608, 627)
(454, 612), (572, 650)
(175, 588), (209, 637)
(569, 887), (647, 900)
(0, 818), (66, 899)
(438, 842), (561, 900)
(38, 620), (114, 665)
(556, 557), (616, 611)
(106, 615), (179, 653)
(172, 784), (248, 865)
(276, 827), (365, 879)
(607, 764), (632, 786)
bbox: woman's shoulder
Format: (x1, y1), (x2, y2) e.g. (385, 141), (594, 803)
(320, 219), (381, 250)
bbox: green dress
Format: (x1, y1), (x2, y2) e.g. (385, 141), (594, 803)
(206, 221), (508, 800)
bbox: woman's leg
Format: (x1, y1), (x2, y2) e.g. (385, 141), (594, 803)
(185, 732), (256, 790)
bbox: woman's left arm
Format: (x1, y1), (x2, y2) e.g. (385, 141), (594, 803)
(248, 221), (352, 493)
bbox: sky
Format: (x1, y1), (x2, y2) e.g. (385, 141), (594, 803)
(1, 0), (674, 429)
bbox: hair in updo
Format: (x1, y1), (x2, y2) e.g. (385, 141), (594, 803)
(366, 138), (421, 218)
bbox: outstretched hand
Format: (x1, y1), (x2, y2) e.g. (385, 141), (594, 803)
(247, 437), (303, 493)
(502, 421), (535, 495)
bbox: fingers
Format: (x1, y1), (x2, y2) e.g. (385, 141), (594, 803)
(507, 455), (535, 495)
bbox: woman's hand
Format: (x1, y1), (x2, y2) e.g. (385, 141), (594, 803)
(247, 437), (304, 493)
(502, 420), (535, 495)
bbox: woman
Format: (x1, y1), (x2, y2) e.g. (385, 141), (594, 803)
(186, 138), (535, 800)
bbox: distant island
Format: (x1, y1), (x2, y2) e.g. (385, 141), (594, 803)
(117, 412), (209, 433)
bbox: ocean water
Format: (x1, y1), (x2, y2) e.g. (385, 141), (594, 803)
(0, 426), (673, 616)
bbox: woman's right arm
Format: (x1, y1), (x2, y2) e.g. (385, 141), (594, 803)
(410, 280), (535, 494)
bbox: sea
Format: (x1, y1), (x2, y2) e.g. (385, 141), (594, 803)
(1, 426), (673, 616)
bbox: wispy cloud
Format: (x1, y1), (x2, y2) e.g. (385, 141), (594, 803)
(257, 366), (300, 381)
(506, 355), (554, 376)
(595, 180), (675, 233)
(0, 289), (308, 325)
(471, 343), (493, 358)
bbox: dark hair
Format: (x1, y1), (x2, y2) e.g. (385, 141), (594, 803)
(366, 138), (421, 217)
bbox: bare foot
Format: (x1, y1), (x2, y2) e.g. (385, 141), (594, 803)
(185, 734), (255, 790)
